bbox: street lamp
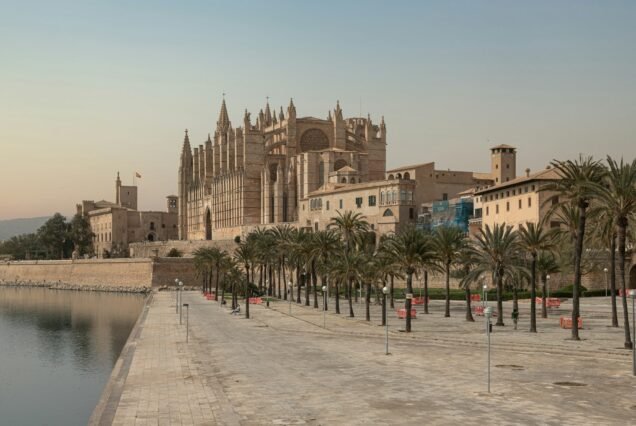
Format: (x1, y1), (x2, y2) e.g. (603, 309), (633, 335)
(482, 283), (488, 308)
(179, 281), (184, 324)
(322, 285), (327, 328)
(484, 306), (493, 393)
(183, 303), (189, 342)
(175, 278), (179, 313)
(629, 289), (636, 376)
(603, 267), (609, 297)
(382, 286), (390, 355)
(546, 275), (551, 299)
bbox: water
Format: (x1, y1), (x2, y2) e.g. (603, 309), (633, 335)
(0, 287), (145, 426)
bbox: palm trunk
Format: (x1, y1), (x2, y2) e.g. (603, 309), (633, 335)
(245, 267), (250, 319)
(541, 274), (548, 318)
(312, 261), (318, 309)
(390, 275), (395, 309)
(444, 261), (451, 317)
(617, 220), (633, 349)
(423, 270), (429, 314)
(335, 280), (340, 314)
(465, 286), (474, 322)
(382, 292), (386, 326)
(405, 271), (413, 332)
(305, 270), (311, 306)
(496, 272), (504, 326)
(571, 202), (587, 340)
(365, 282), (371, 321)
(348, 278), (354, 317)
(610, 234), (618, 327)
(513, 285), (519, 313)
(259, 265), (263, 291)
(282, 258), (287, 301)
(530, 254), (537, 332)
(277, 262), (282, 299)
(296, 264), (301, 303)
(214, 268), (220, 302)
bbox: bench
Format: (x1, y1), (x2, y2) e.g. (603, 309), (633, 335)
(560, 316), (583, 329)
(412, 297), (429, 305)
(396, 308), (417, 319)
(248, 297), (263, 304)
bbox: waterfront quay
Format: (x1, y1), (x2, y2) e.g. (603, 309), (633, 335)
(94, 292), (635, 425)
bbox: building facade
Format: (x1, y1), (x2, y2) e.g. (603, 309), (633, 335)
(178, 99), (386, 240)
(77, 174), (178, 257)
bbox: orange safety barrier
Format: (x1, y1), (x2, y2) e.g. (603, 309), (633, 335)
(471, 294), (481, 302)
(396, 308), (417, 319)
(412, 297), (429, 305)
(560, 316), (583, 329)
(473, 305), (484, 315)
(248, 297), (263, 305)
(536, 297), (560, 308)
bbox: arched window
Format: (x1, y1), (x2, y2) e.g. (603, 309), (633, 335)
(403, 172), (410, 180)
(383, 208), (394, 217)
(396, 173), (402, 179)
(387, 174), (394, 180)
(341, 178), (347, 183)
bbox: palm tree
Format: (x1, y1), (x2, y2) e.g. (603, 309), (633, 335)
(329, 246), (368, 317)
(536, 251), (560, 318)
(311, 230), (342, 311)
(192, 247), (213, 293)
(544, 155), (605, 340)
(457, 248), (477, 322)
(271, 224), (294, 300)
(432, 225), (468, 317)
(330, 211), (370, 253)
(234, 242), (256, 319)
(468, 224), (520, 326)
(384, 226), (431, 332)
(518, 219), (557, 332)
(591, 210), (618, 327)
(589, 156), (636, 349)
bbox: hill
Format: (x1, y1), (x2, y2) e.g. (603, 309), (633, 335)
(0, 216), (50, 241)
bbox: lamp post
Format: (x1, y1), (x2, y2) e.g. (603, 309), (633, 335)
(603, 267), (608, 297)
(482, 283), (488, 308)
(265, 280), (270, 308)
(175, 278), (179, 313)
(322, 285), (327, 328)
(484, 306), (493, 393)
(629, 289), (636, 376)
(183, 303), (189, 343)
(546, 275), (551, 299)
(383, 286), (390, 355)
(179, 281), (184, 324)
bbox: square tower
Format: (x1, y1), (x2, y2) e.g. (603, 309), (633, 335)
(490, 144), (516, 184)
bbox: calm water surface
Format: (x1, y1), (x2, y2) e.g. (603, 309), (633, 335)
(0, 287), (145, 426)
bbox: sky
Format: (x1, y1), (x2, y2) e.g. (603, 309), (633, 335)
(1, 0), (635, 220)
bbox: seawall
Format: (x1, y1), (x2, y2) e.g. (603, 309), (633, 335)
(0, 258), (198, 291)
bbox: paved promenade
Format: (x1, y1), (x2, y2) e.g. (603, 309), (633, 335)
(103, 291), (636, 425)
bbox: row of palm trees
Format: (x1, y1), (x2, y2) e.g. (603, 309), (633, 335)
(192, 155), (635, 349)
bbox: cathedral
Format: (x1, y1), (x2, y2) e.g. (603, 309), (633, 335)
(178, 99), (387, 241)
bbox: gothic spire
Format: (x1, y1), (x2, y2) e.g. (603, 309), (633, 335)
(287, 98), (296, 119)
(181, 129), (192, 160)
(279, 106), (285, 121)
(217, 99), (230, 131)
(264, 100), (272, 125)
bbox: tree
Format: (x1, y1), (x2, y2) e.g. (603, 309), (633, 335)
(432, 225), (468, 317)
(518, 220), (557, 332)
(166, 248), (183, 258)
(68, 213), (94, 256)
(536, 251), (560, 318)
(37, 213), (68, 259)
(0, 233), (43, 260)
(330, 211), (370, 254)
(544, 155), (605, 340)
(590, 209), (618, 327)
(468, 224), (521, 326)
(589, 156), (636, 349)
(329, 247), (368, 318)
(384, 227), (431, 332)
(310, 230), (341, 311)
(234, 242), (256, 319)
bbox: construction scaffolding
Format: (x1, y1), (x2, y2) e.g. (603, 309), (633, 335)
(417, 198), (473, 232)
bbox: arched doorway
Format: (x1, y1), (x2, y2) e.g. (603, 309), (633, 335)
(147, 233), (155, 242)
(629, 265), (636, 290)
(205, 208), (212, 240)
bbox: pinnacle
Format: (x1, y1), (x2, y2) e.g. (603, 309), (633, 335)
(217, 99), (230, 130)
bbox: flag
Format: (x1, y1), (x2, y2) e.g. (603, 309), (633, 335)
(135, 172), (142, 178)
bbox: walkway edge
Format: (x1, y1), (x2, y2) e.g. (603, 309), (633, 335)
(89, 292), (154, 425)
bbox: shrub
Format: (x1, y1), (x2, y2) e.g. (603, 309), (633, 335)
(166, 248), (183, 258)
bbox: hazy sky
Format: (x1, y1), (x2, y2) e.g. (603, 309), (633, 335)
(1, 1), (635, 220)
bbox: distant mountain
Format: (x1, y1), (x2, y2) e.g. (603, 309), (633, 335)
(0, 216), (50, 241)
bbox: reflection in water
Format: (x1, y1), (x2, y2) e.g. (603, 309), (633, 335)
(0, 287), (144, 426)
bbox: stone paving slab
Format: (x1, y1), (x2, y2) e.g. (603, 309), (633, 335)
(108, 291), (636, 425)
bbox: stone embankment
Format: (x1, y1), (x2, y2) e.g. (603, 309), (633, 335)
(0, 257), (197, 292)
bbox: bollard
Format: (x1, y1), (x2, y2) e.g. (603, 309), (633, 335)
(183, 303), (189, 343)
(383, 286), (389, 355)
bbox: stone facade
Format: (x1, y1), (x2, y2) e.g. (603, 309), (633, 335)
(77, 174), (178, 257)
(179, 99), (387, 241)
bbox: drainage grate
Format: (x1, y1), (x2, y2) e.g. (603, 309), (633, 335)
(553, 381), (587, 387)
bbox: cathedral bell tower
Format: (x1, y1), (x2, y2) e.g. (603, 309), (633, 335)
(178, 129), (193, 239)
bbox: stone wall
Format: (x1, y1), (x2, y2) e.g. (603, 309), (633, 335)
(0, 258), (197, 290)
(129, 240), (237, 258)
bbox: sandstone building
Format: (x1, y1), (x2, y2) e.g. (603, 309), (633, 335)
(77, 173), (178, 257)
